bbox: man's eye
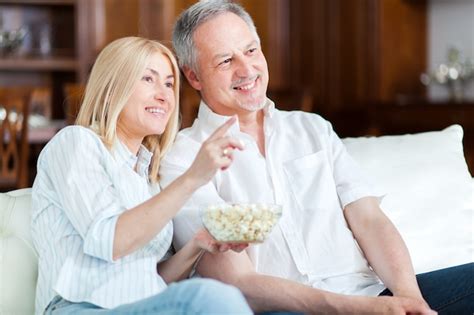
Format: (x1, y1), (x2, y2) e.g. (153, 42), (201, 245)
(248, 48), (257, 54)
(219, 58), (232, 66)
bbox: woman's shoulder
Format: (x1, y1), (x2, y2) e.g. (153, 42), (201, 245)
(39, 125), (105, 160)
(49, 125), (100, 145)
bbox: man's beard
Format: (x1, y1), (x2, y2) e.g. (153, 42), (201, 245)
(231, 75), (266, 112)
(237, 95), (266, 112)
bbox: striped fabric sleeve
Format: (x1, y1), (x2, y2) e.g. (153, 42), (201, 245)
(39, 127), (124, 262)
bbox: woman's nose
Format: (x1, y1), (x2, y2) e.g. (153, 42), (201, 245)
(154, 86), (167, 103)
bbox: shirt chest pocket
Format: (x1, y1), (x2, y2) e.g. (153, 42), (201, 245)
(283, 151), (338, 212)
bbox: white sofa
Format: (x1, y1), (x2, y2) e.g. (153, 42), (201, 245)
(1, 125), (473, 315)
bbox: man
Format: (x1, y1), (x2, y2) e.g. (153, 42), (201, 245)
(160, 1), (473, 314)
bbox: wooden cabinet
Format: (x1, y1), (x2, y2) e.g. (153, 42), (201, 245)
(287, 0), (427, 117)
(0, 0), (91, 119)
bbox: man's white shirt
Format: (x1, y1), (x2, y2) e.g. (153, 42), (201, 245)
(160, 100), (385, 296)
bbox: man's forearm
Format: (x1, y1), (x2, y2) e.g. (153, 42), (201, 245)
(234, 272), (412, 314)
(358, 216), (422, 298)
(344, 197), (422, 299)
(235, 272), (340, 313)
(196, 249), (434, 314)
(197, 251), (373, 314)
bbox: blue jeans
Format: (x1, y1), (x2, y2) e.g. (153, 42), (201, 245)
(380, 262), (474, 314)
(45, 278), (252, 314)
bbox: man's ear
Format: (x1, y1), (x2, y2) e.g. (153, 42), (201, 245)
(183, 66), (202, 91)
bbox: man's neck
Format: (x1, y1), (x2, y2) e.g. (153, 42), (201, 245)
(238, 110), (266, 157)
(205, 102), (267, 156)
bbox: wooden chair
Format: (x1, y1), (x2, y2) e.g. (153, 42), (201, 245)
(0, 88), (31, 191)
(267, 87), (314, 112)
(30, 87), (52, 119)
(63, 83), (85, 125)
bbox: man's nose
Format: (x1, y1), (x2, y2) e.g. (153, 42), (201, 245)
(235, 58), (254, 78)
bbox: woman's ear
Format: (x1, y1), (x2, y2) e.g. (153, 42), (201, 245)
(183, 66), (202, 91)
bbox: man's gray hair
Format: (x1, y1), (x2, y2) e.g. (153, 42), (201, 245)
(172, 0), (260, 73)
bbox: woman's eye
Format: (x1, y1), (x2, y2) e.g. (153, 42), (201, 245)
(142, 75), (153, 83)
(165, 82), (174, 88)
(248, 48), (257, 54)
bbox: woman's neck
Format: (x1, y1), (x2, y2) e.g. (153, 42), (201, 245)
(116, 127), (142, 156)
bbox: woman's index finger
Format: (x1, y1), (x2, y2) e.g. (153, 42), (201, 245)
(207, 116), (237, 141)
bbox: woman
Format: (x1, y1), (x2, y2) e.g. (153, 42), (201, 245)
(31, 37), (250, 315)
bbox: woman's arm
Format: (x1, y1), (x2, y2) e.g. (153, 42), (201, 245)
(157, 229), (247, 283)
(157, 240), (204, 284)
(113, 117), (244, 260)
(113, 172), (200, 260)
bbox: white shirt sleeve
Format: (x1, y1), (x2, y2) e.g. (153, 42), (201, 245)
(37, 127), (124, 262)
(323, 120), (379, 208)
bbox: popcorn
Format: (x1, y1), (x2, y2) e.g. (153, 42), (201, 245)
(201, 203), (282, 243)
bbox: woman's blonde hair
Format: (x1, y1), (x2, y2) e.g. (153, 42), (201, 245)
(75, 36), (180, 183)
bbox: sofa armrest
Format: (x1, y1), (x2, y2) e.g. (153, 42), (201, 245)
(0, 188), (37, 315)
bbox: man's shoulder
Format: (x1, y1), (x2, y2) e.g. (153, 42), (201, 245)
(175, 124), (207, 148)
(275, 109), (330, 132)
(162, 125), (204, 165)
(277, 108), (324, 121)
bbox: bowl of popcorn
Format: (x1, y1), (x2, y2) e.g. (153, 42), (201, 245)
(201, 203), (282, 243)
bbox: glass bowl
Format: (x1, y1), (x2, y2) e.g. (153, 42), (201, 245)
(200, 203), (282, 243)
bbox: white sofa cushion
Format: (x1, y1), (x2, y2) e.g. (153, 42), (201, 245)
(343, 125), (474, 274)
(0, 188), (37, 315)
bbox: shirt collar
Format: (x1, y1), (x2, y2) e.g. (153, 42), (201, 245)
(113, 139), (153, 177)
(263, 98), (276, 118)
(197, 98), (276, 135)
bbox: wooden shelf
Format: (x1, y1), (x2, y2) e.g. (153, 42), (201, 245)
(371, 101), (474, 132)
(0, 0), (75, 5)
(0, 57), (77, 71)
(0, 0), (86, 123)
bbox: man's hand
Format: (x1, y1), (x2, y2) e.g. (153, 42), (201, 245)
(373, 296), (436, 315)
(391, 291), (433, 315)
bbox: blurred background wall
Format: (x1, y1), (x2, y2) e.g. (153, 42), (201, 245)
(428, 0), (474, 101)
(1, 0), (473, 189)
